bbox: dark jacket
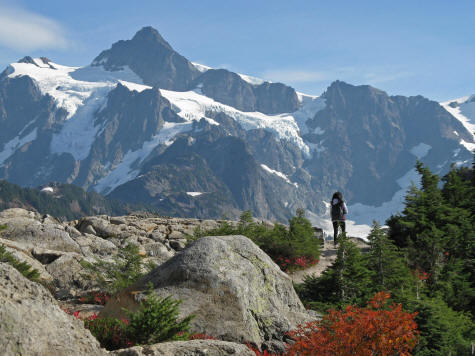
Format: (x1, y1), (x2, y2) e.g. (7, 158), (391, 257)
(331, 198), (348, 221)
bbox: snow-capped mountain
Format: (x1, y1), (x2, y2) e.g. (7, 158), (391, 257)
(0, 27), (473, 237)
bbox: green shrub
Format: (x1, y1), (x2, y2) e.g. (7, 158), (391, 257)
(81, 244), (155, 295)
(124, 287), (194, 344)
(194, 209), (321, 271)
(407, 297), (475, 356)
(0, 244), (40, 281)
(83, 287), (194, 351)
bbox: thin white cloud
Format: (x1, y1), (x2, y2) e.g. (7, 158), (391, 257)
(261, 69), (329, 83)
(261, 66), (412, 86)
(0, 3), (68, 51)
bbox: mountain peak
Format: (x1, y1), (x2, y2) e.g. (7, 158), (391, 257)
(324, 80), (386, 99)
(131, 26), (173, 51)
(91, 27), (200, 90)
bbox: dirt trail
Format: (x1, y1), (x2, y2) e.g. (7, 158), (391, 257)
(289, 238), (369, 284)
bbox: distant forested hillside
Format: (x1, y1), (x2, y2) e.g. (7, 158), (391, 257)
(0, 180), (155, 220)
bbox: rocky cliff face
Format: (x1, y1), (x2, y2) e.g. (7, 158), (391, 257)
(304, 81), (473, 205)
(193, 69), (299, 114)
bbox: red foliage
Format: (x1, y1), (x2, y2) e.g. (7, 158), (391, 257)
(78, 291), (111, 305)
(412, 269), (430, 281)
(286, 291), (419, 356)
(246, 344), (283, 356)
(275, 255), (319, 272)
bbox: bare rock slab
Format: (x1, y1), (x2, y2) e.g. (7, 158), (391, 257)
(0, 262), (107, 356)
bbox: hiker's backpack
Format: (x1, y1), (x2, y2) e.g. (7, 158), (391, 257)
(331, 200), (345, 221)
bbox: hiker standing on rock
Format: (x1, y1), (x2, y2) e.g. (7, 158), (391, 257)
(331, 191), (348, 245)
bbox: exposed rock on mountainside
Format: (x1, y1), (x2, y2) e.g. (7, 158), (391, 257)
(101, 235), (314, 350)
(193, 68), (299, 114)
(92, 26), (201, 90)
(304, 80), (473, 205)
(111, 340), (254, 356)
(0, 262), (107, 356)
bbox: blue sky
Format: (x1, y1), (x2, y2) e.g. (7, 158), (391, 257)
(0, 0), (474, 101)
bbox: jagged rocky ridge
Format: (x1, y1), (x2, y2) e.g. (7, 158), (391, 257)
(0, 27), (473, 226)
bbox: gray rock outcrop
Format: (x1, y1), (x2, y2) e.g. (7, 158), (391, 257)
(193, 68), (299, 114)
(0, 262), (107, 356)
(111, 340), (254, 356)
(101, 235), (313, 347)
(0, 208), (238, 298)
(0, 209), (81, 252)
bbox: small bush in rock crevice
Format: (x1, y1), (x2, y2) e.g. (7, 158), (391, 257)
(124, 287), (194, 345)
(81, 243), (155, 295)
(0, 243), (40, 281)
(68, 286), (194, 351)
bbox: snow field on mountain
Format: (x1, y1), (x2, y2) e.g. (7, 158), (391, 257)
(8, 61), (151, 161)
(343, 142), (432, 237)
(260, 164), (299, 188)
(94, 121), (194, 194)
(159, 89), (326, 157)
(50, 85), (111, 160)
(440, 97), (475, 152)
(0, 128), (37, 165)
(186, 192), (203, 197)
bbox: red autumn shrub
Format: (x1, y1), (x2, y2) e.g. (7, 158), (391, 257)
(84, 317), (134, 350)
(246, 344), (283, 356)
(286, 291), (419, 356)
(78, 291), (111, 305)
(275, 255), (319, 272)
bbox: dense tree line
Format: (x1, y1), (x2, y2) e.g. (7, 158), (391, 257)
(0, 180), (155, 220)
(297, 161), (475, 355)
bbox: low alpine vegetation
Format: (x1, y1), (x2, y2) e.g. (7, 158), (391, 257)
(72, 286), (194, 351)
(81, 243), (156, 295)
(287, 291), (419, 356)
(194, 208), (320, 272)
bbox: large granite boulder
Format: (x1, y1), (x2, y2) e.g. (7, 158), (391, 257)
(101, 235), (313, 348)
(0, 208), (80, 253)
(0, 262), (107, 355)
(111, 340), (254, 356)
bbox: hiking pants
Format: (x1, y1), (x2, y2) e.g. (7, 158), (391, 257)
(332, 220), (345, 244)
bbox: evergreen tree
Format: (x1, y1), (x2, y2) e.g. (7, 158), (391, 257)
(388, 162), (449, 288)
(334, 233), (373, 304)
(388, 162), (475, 313)
(365, 221), (415, 301)
(301, 234), (372, 309)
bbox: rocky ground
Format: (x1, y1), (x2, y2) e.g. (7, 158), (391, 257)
(0, 208), (365, 355)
